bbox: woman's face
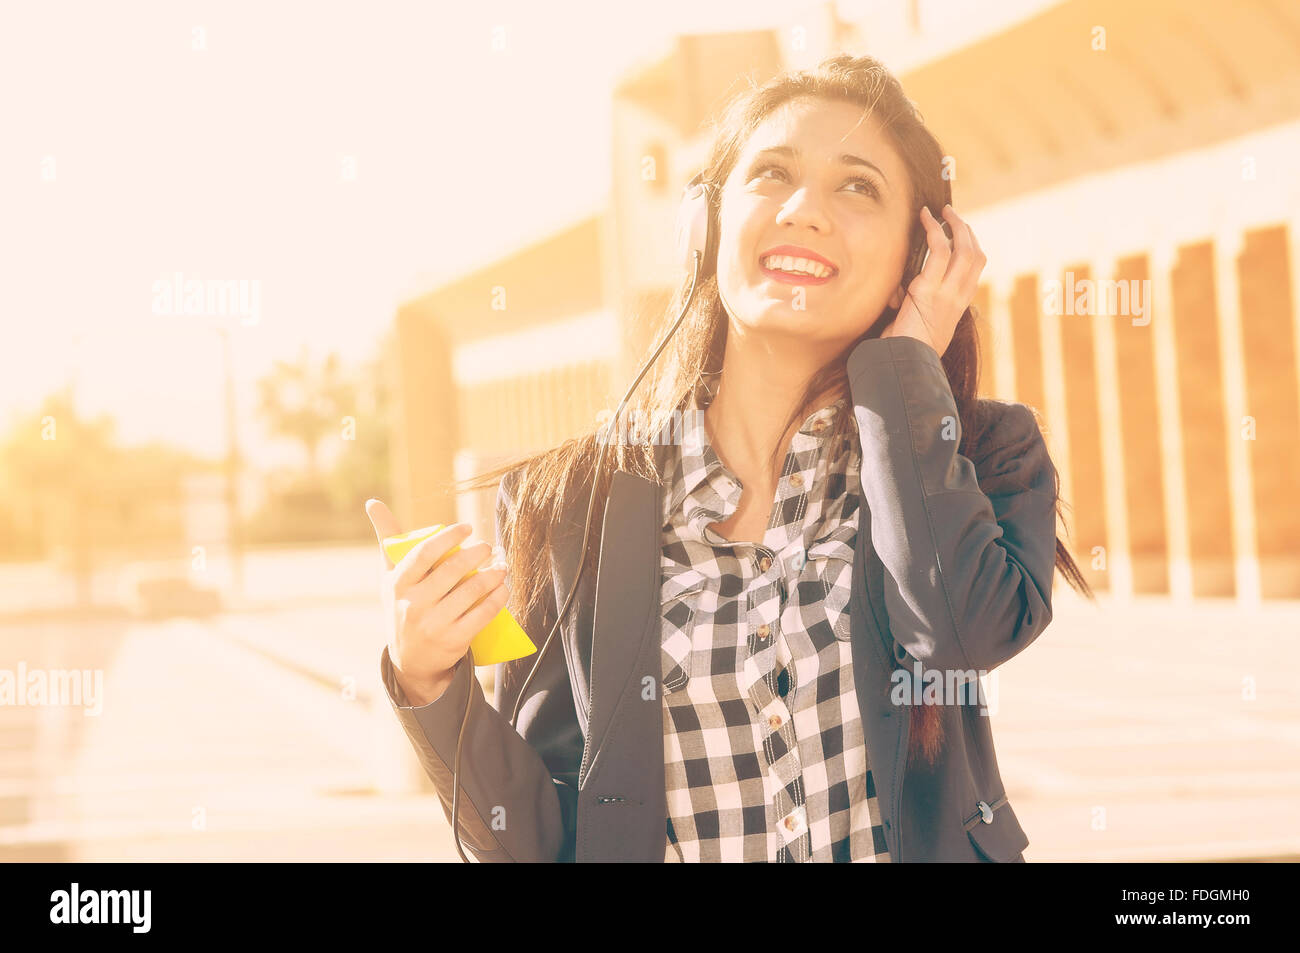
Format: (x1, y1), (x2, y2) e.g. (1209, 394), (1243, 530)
(715, 96), (915, 348)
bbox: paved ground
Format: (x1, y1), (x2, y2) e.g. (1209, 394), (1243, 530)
(0, 608), (464, 861)
(0, 546), (1297, 862)
(998, 586), (1300, 861)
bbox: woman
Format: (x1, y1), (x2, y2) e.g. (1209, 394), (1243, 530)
(368, 53), (1095, 862)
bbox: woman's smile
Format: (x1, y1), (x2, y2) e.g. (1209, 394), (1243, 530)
(759, 261), (835, 286)
(758, 243), (839, 285)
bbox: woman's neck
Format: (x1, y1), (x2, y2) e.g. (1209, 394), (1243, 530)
(703, 329), (842, 490)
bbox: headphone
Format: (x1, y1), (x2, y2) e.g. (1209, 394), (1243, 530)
(446, 169), (944, 862)
(676, 170), (948, 284)
(676, 171), (720, 278)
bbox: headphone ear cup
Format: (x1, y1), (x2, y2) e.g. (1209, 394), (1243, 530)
(908, 240), (927, 286)
(907, 218), (929, 284)
(675, 174), (714, 276)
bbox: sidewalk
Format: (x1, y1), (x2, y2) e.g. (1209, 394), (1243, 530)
(994, 587), (1300, 861)
(4, 546), (1298, 861)
(215, 581), (1300, 861)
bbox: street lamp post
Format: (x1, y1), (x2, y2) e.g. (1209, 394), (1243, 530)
(218, 324), (245, 598)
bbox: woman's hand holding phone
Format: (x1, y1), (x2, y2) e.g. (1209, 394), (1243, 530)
(365, 499), (510, 706)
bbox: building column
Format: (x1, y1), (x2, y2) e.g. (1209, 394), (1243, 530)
(1149, 241), (1194, 602)
(1213, 228), (1261, 607)
(1090, 254), (1133, 600)
(1290, 213), (1300, 514)
(1037, 260), (1073, 552)
(987, 274), (1017, 401)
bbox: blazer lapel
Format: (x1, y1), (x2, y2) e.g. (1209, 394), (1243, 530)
(580, 467), (663, 788)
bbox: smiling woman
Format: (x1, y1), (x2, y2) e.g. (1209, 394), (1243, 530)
(387, 52), (1096, 864)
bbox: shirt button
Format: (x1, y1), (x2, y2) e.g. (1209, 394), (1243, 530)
(790, 472), (804, 489)
(768, 714), (782, 729)
(758, 556), (772, 572)
(756, 623), (770, 639)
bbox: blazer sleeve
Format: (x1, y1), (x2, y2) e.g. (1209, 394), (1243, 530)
(378, 467), (581, 862)
(846, 334), (1058, 675)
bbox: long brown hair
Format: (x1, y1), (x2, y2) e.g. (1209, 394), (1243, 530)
(448, 53), (1095, 765)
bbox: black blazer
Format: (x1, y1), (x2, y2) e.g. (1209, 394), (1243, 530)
(381, 334), (1058, 861)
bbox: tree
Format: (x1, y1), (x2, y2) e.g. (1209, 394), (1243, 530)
(0, 384), (202, 605)
(325, 352), (392, 513)
(246, 346), (391, 543)
(254, 344), (357, 478)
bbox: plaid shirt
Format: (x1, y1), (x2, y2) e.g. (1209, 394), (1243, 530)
(658, 383), (891, 862)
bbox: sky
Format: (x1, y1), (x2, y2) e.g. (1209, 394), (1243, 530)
(1, 0), (866, 469)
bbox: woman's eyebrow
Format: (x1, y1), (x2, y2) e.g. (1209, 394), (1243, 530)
(753, 145), (890, 188)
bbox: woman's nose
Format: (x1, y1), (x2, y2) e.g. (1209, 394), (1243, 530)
(775, 187), (831, 233)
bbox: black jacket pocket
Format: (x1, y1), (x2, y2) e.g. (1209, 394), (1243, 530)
(964, 795), (1029, 862)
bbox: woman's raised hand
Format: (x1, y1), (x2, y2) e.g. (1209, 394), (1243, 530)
(364, 499), (510, 706)
(881, 203), (986, 359)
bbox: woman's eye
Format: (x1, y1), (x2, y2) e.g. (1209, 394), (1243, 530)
(845, 176), (880, 199)
(752, 162), (787, 182)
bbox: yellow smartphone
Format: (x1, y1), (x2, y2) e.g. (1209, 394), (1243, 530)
(382, 524), (537, 666)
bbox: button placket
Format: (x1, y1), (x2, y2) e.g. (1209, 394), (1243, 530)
(761, 696), (791, 736)
(746, 578), (779, 643)
(762, 710), (800, 791)
(779, 804), (808, 841)
(745, 568), (788, 710)
(742, 579), (780, 709)
(742, 644), (777, 714)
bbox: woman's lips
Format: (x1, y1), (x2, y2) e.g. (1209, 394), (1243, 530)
(759, 262), (836, 286)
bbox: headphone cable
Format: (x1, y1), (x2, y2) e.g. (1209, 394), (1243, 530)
(449, 248), (706, 863)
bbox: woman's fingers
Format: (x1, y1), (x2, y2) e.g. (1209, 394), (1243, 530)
(944, 204), (970, 260)
(450, 580), (511, 643)
(437, 564), (509, 630)
(394, 524), (475, 592)
(940, 205), (986, 297)
(918, 206), (951, 282)
(416, 538), (495, 606)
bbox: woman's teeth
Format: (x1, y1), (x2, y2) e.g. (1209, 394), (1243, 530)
(762, 255), (833, 278)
